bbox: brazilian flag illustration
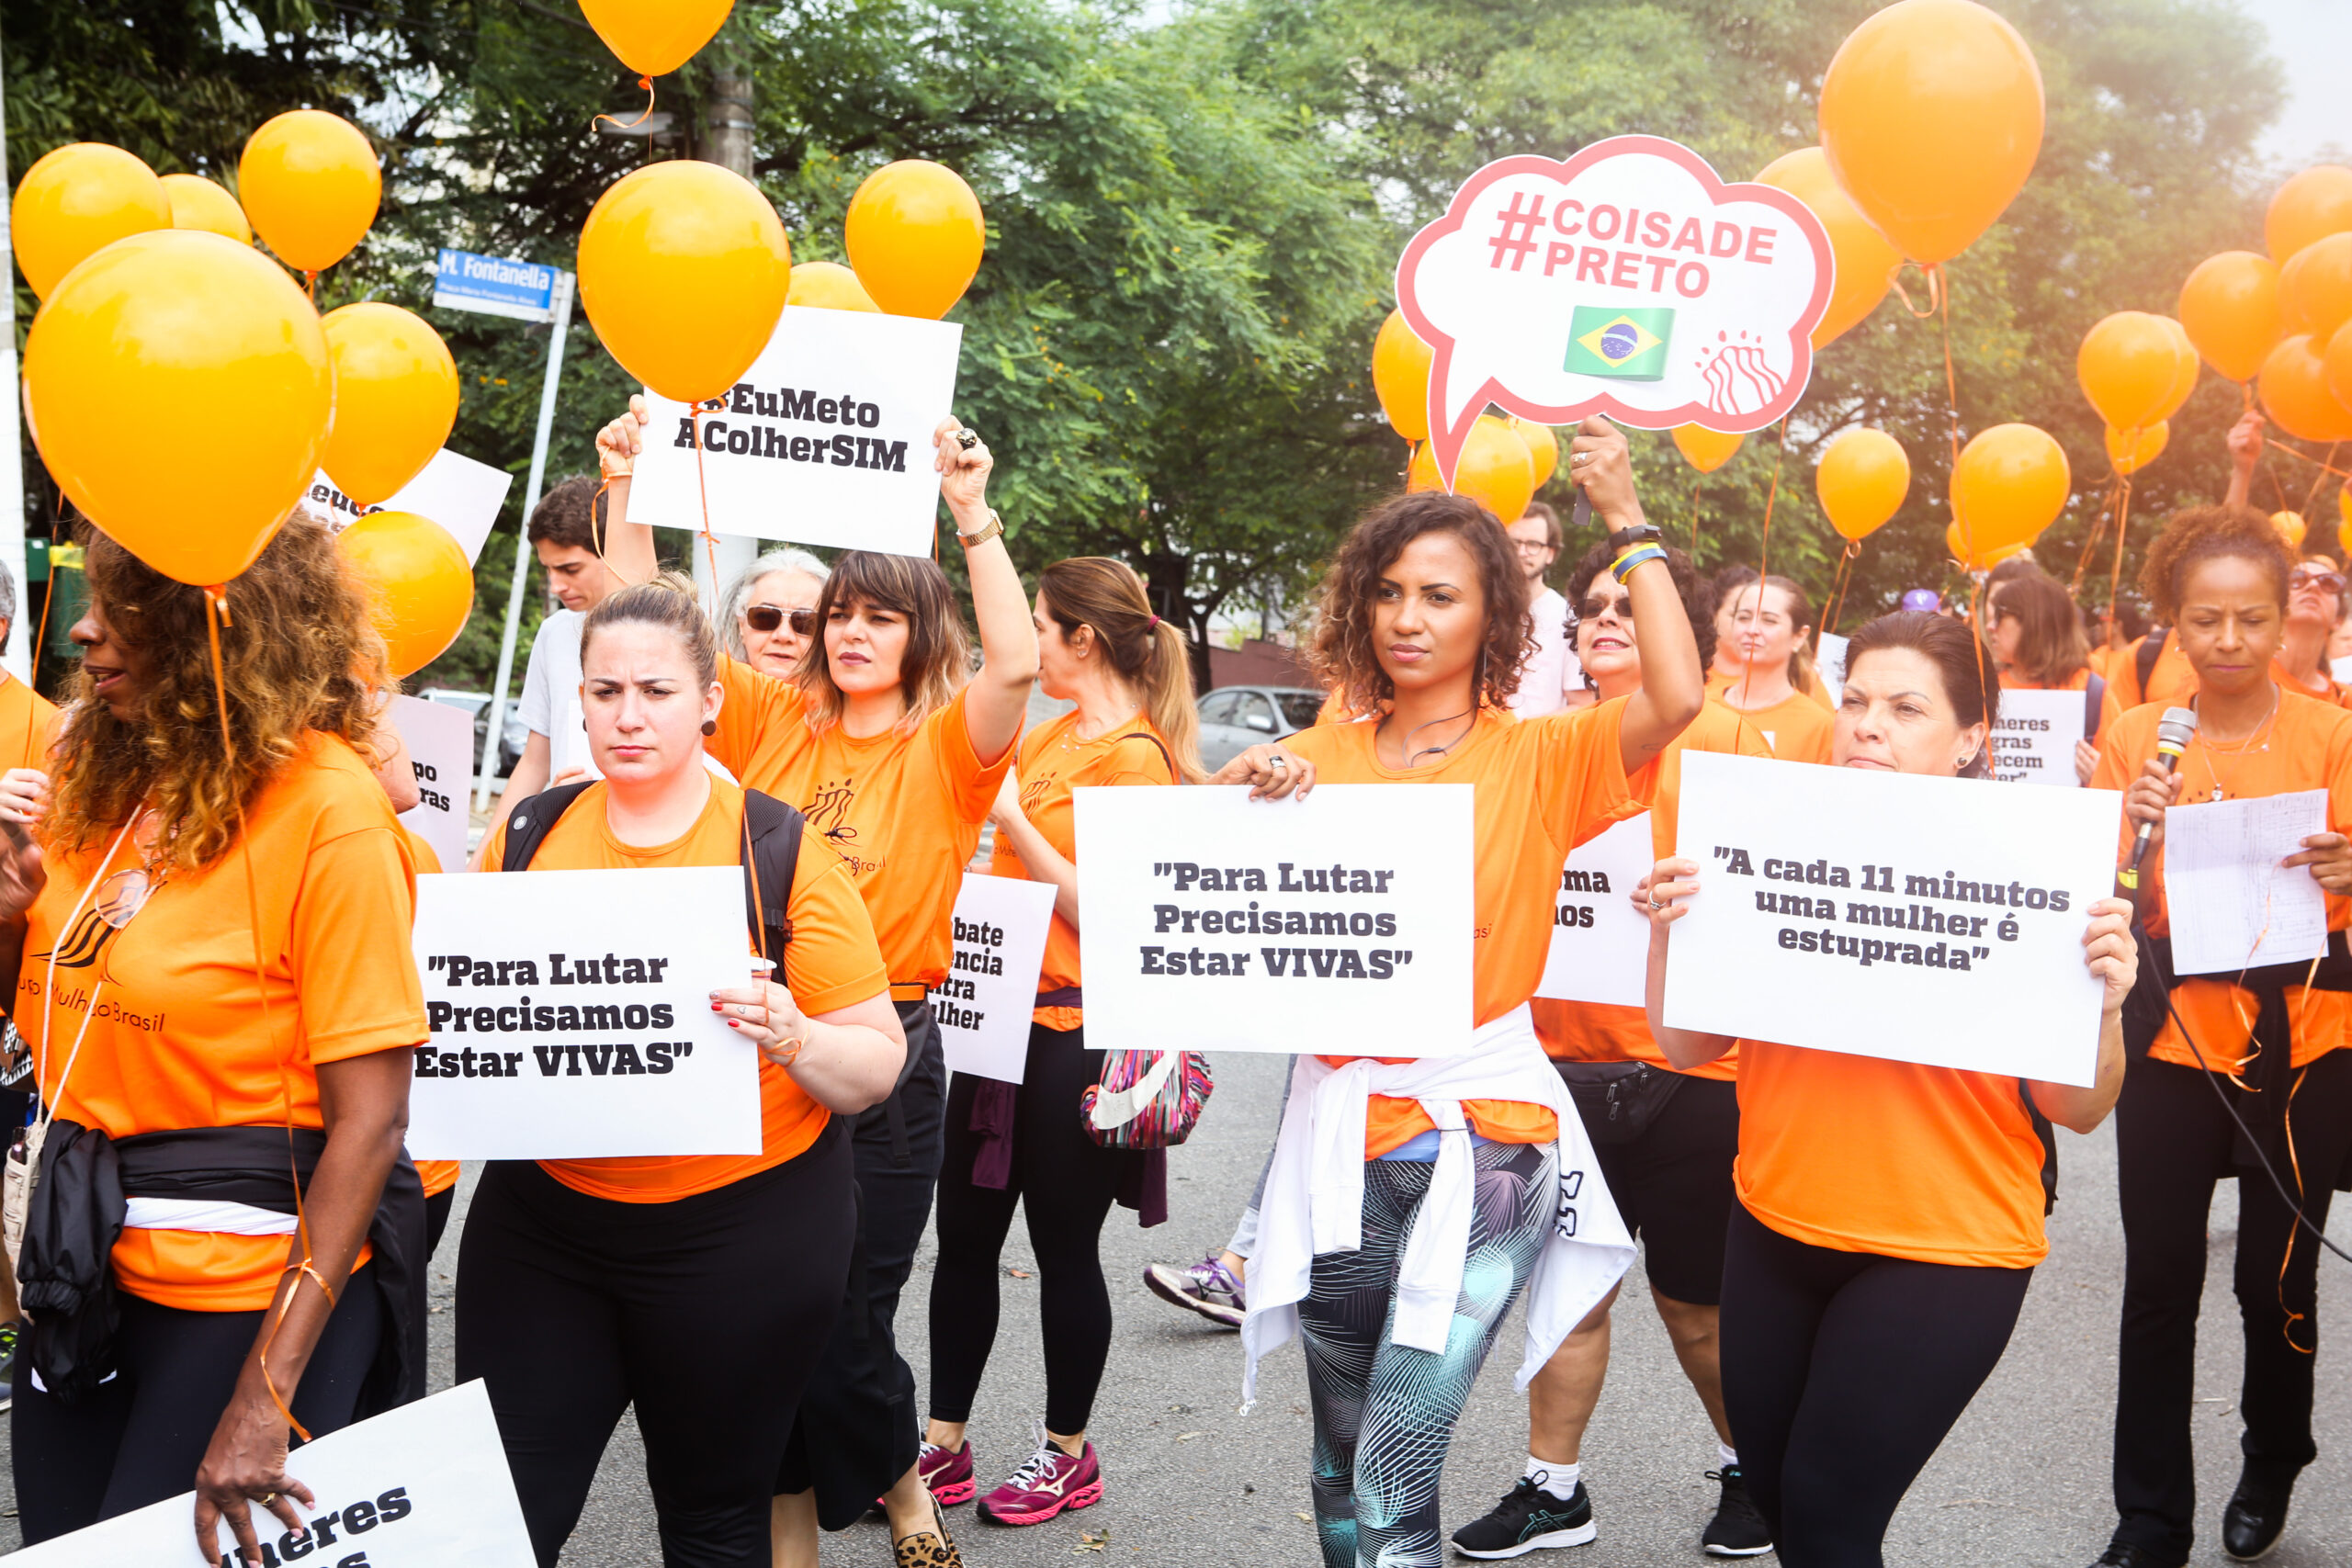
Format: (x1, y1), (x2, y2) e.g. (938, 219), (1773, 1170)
(1565, 307), (1674, 380)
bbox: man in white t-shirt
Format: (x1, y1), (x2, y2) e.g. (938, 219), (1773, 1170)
(1506, 501), (1588, 716)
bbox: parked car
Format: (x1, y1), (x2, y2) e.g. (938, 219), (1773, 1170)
(1196, 685), (1323, 773)
(418, 687), (528, 776)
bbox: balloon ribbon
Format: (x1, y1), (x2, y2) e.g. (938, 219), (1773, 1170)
(594, 76), (659, 135)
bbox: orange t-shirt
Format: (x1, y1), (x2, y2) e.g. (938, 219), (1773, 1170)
(398, 826), (461, 1202)
(1534, 699), (1773, 1083)
(989, 709), (1178, 1030)
(1283, 700), (1634, 1155)
(0, 673), (60, 773)
(2091, 691), (2352, 1071)
(707, 660), (1014, 992)
(1711, 681), (1834, 763)
(19, 734), (426, 1311)
(481, 774), (888, 1202)
(2109, 632), (2198, 711)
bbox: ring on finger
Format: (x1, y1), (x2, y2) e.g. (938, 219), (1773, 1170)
(1571, 451), (1594, 467)
(956, 429), (980, 451)
(254, 1492), (277, 1506)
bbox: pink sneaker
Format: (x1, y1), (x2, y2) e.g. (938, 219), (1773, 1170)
(917, 1439), (976, 1507)
(978, 1424), (1102, 1526)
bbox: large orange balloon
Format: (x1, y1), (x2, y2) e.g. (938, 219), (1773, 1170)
(321, 303), (459, 506)
(1753, 147), (1904, 348)
(1951, 423), (2070, 558)
(2078, 311), (2181, 432)
(1946, 519), (2030, 572)
(1374, 310), (1434, 443)
(2154, 315), (2199, 419)
(160, 173), (251, 244)
(337, 510), (473, 677)
(845, 161), (985, 320)
(1816, 428), (1910, 541)
(577, 161), (791, 404)
(2324, 318), (2352, 416)
(2106, 422), (2168, 477)
(2259, 333), (2352, 442)
(2280, 231), (2352, 343)
(578, 0), (733, 76)
(2267, 166), (2352, 264)
(785, 260), (879, 312)
(239, 111), (380, 273)
(1817, 0), (2043, 265)
(1511, 418), (1559, 488)
(23, 231), (331, 585)
(1407, 418), (1537, 526)
(1673, 424), (1744, 474)
(10, 143), (170, 300)
(2178, 251), (2282, 383)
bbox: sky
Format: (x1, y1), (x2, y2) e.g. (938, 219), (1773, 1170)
(2242, 0), (2350, 167)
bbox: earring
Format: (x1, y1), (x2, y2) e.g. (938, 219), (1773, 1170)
(701, 718), (718, 736)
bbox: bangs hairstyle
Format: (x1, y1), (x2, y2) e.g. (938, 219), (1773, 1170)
(797, 550), (970, 735)
(1988, 567), (2089, 687)
(581, 571), (720, 690)
(2140, 504), (2293, 623)
(1037, 557), (1204, 782)
(51, 515), (388, 874)
(1310, 491), (1531, 718)
(1843, 610), (2000, 733)
(1564, 538), (1716, 671)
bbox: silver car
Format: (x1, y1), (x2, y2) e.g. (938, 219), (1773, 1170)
(1196, 686), (1323, 773)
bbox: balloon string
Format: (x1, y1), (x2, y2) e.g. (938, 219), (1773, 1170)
(2296, 442), (2346, 518)
(1725, 417), (1792, 750)
(2107, 474), (2134, 646)
(2072, 472), (2125, 599)
(21, 550), (55, 770)
(2261, 438), (2349, 480)
(1887, 261), (1942, 321)
(691, 410), (721, 600)
(1824, 541), (1860, 637)
(594, 75), (659, 135)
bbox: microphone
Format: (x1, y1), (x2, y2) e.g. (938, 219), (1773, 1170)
(2120, 705), (2197, 889)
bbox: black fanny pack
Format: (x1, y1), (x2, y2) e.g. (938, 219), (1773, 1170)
(1555, 1059), (1684, 1146)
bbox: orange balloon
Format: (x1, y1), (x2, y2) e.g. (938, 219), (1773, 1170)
(1753, 147), (1904, 348)
(321, 303), (459, 506)
(2105, 422), (2168, 477)
(2280, 231), (2352, 343)
(577, 161), (792, 404)
(1511, 418), (1559, 487)
(1374, 310), (1434, 443)
(2078, 311), (2180, 431)
(2272, 510), (2309, 551)
(1816, 428), (1910, 541)
(845, 161), (985, 319)
(239, 111), (380, 273)
(159, 173), (251, 244)
(2324, 318), (2352, 417)
(2267, 165), (2352, 264)
(785, 260), (879, 312)
(2258, 333), (2352, 443)
(23, 231), (331, 585)
(577, 0), (733, 75)
(336, 510), (473, 678)
(10, 142), (170, 300)
(1673, 424), (1745, 474)
(1946, 519), (2030, 572)
(1407, 417), (1538, 526)
(2340, 484), (2352, 563)
(1951, 423), (2070, 558)
(2178, 251), (2282, 383)
(1817, 0), (2043, 266)
(2154, 315), (2200, 420)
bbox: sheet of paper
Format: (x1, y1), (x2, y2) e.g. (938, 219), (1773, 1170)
(307, 447), (514, 562)
(932, 873), (1057, 1085)
(2162, 789), (2329, 976)
(1989, 687), (2087, 788)
(1815, 631), (1849, 702)
(1533, 811), (1652, 1007)
(390, 694), (475, 872)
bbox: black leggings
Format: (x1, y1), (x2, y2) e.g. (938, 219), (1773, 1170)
(2109, 1051), (2352, 1561)
(1720, 1204), (2032, 1567)
(13, 1265), (384, 1542)
(456, 1137), (854, 1568)
(931, 1021), (1128, 1435)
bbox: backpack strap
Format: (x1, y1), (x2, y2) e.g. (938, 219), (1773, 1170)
(1112, 729), (1180, 781)
(2083, 671), (2107, 744)
(499, 781), (596, 873)
(741, 788), (806, 967)
(2132, 627), (2168, 705)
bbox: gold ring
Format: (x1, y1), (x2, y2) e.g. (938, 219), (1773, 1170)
(255, 1492), (277, 1506)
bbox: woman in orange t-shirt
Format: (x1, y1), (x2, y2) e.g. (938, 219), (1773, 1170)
(458, 578), (903, 1568)
(1644, 610), (2133, 1566)
(1988, 565), (2121, 784)
(6, 522), (428, 1561)
(1712, 576), (1835, 761)
(2087, 506), (2352, 1567)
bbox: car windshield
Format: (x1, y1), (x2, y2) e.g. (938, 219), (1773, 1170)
(1276, 693), (1323, 731)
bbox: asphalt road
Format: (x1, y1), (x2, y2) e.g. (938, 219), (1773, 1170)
(5, 1047), (2350, 1566)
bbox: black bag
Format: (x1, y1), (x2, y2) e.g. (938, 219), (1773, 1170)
(1555, 1060), (1684, 1146)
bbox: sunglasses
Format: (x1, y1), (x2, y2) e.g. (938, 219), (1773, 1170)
(2291, 568), (2346, 593)
(744, 604), (819, 636)
(1577, 592), (1634, 622)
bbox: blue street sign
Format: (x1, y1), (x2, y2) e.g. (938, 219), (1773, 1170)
(433, 248), (561, 322)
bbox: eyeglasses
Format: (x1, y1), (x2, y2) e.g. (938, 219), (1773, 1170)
(2291, 568), (2346, 593)
(1512, 538), (1555, 555)
(744, 604), (819, 636)
(1577, 593), (1634, 621)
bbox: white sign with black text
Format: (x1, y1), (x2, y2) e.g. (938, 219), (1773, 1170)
(390, 694), (475, 872)
(1815, 630), (1849, 703)
(1990, 687), (2087, 788)
(306, 447), (515, 563)
(405, 866), (762, 1158)
(1534, 811), (1654, 1008)
(1665, 750), (2121, 1085)
(932, 872), (1057, 1085)
(625, 307), (963, 558)
(1072, 784), (1476, 1056)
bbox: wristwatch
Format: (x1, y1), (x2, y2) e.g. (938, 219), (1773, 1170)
(1604, 522), (1663, 552)
(955, 509), (1004, 547)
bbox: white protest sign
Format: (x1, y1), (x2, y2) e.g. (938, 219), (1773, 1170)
(2335, 655), (2352, 685)
(626, 307), (963, 558)
(390, 694), (474, 871)
(2164, 790), (2329, 976)
(406, 866), (761, 1158)
(7, 1381), (533, 1568)
(1397, 135), (1834, 485)
(550, 694), (600, 784)
(1815, 630), (1849, 702)
(1990, 687), (2087, 788)
(306, 447), (514, 563)
(932, 872), (1056, 1085)
(1534, 811), (1653, 1007)
(1665, 750), (2120, 1086)
(1072, 784), (1475, 1055)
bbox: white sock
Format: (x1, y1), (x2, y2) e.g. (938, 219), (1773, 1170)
(1718, 1442), (1739, 1470)
(1526, 1456), (1579, 1499)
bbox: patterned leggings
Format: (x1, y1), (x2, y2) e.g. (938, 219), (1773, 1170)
(1300, 1139), (1558, 1568)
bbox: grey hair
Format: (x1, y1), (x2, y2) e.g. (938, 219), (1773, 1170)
(0, 559), (17, 628)
(719, 547), (830, 662)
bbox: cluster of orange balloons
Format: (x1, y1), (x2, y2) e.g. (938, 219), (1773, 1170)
(1369, 310), (1555, 524)
(2171, 165), (2352, 443)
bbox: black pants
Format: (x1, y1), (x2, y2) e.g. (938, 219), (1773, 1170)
(13, 1264), (385, 1542)
(778, 998), (947, 1526)
(2109, 1051), (2352, 1561)
(931, 1021), (1126, 1435)
(1589, 1075), (1738, 1305)
(1720, 1204), (2032, 1567)
(424, 1184), (456, 1258)
(456, 1137), (854, 1568)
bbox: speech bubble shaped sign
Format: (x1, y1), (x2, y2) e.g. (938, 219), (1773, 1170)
(1399, 136), (1836, 488)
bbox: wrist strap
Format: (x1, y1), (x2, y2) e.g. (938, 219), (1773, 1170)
(956, 510), (1004, 547)
(1610, 543), (1668, 584)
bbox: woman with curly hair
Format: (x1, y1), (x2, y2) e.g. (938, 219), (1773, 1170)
(1218, 416), (1703, 1568)
(6, 519), (429, 1565)
(2086, 506), (2352, 1568)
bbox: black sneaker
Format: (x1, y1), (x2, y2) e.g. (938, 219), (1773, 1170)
(1451, 1474), (1596, 1559)
(0, 1318), (20, 1413)
(2089, 1546), (2181, 1568)
(2222, 1460), (2299, 1562)
(1701, 1466), (1771, 1557)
